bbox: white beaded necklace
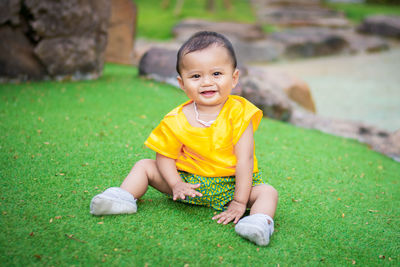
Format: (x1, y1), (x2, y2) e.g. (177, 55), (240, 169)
(193, 102), (217, 127)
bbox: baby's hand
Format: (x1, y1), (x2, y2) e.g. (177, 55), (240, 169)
(212, 200), (246, 225)
(171, 181), (203, 201)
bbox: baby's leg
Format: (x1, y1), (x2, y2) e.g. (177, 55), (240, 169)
(120, 159), (172, 198)
(235, 185), (278, 246)
(90, 159), (172, 215)
(247, 184), (278, 217)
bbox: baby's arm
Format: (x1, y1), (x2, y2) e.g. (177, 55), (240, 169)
(156, 153), (203, 200)
(212, 122), (254, 224)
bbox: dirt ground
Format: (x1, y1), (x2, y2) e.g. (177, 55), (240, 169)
(262, 48), (400, 132)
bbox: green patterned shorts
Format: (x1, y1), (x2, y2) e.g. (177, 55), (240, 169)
(174, 171), (265, 211)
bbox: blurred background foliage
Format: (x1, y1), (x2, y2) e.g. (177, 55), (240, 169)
(326, 1), (400, 23)
(135, 0), (255, 39)
(135, 0), (400, 40)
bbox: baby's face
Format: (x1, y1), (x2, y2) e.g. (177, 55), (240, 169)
(177, 45), (239, 111)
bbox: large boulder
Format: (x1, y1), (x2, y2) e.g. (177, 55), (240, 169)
(0, 0), (20, 25)
(0, 26), (46, 81)
(247, 67), (316, 113)
(337, 29), (389, 53)
(241, 76), (292, 121)
(133, 38), (182, 65)
(290, 109), (400, 162)
(358, 15), (400, 39)
(270, 27), (349, 58)
(138, 48), (179, 87)
(0, 0), (111, 81)
(105, 0), (137, 65)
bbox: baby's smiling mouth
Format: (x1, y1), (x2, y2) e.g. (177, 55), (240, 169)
(200, 90), (217, 96)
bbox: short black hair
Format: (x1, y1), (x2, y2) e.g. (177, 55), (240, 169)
(176, 31), (237, 75)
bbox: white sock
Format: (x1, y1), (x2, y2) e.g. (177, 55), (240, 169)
(235, 213), (274, 246)
(90, 187), (137, 216)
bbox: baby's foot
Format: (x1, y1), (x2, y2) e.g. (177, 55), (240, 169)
(235, 213), (274, 246)
(90, 187), (137, 216)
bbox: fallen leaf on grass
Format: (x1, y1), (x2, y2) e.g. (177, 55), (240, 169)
(34, 254), (41, 260)
(98, 222), (104, 225)
(65, 234), (87, 243)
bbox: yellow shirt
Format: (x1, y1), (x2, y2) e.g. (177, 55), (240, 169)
(145, 95), (263, 177)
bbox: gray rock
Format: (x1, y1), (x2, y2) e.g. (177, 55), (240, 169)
(358, 15), (400, 39)
(247, 66), (316, 113)
(231, 38), (284, 64)
(35, 36), (104, 78)
(290, 109), (400, 162)
(270, 27), (349, 58)
(25, 0), (109, 37)
(138, 48), (179, 87)
(0, 0), (20, 25)
(337, 29), (389, 53)
(0, 26), (46, 80)
(0, 0), (110, 82)
(241, 76), (292, 121)
(133, 38), (182, 65)
(172, 19), (265, 42)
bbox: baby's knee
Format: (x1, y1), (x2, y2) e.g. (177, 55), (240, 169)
(134, 159), (157, 173)
(260, 185), (279, 201)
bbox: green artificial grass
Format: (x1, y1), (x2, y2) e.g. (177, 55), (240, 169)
(0, 64), (399, 266)
(135, 0), (256, 39)
(326, 2), (400, 23)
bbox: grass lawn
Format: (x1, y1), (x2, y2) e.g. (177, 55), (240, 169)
(326, 2), (400, 23)
(0, 64), (399, 265)
(135, 0), (256, 39)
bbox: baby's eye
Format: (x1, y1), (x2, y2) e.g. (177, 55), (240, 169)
(191, 74), (200, 79)
(213, 72), (222, 76)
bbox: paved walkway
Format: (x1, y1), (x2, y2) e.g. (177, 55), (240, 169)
(263, 49), (400, 132)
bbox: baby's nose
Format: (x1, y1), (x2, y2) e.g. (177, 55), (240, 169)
(201, 75), (214, 86)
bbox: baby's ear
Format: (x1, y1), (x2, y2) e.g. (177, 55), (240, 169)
(232, 69), (239, 88)
(177, 75), (184, 91)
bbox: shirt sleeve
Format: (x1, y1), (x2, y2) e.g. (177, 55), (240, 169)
(144, 118), (182, 159)
(232, 97), (263, 145)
